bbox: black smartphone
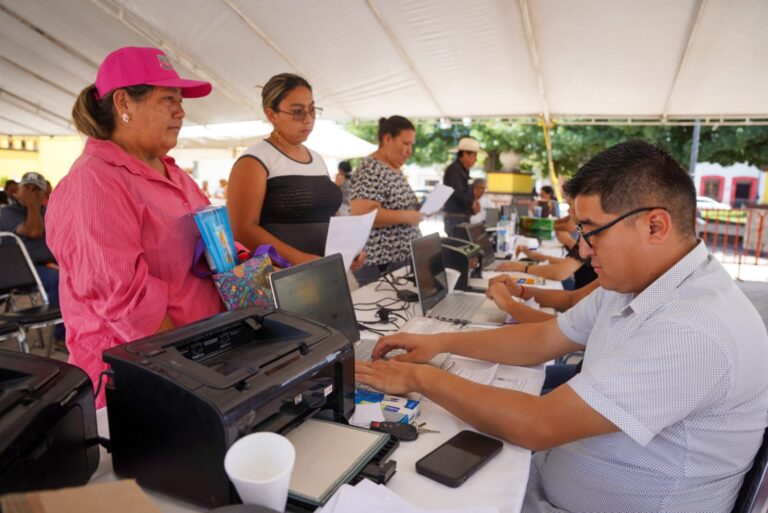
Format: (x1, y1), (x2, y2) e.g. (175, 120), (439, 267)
(415, 430), (503, 487)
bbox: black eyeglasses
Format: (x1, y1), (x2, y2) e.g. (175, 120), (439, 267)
(577, 206), (667, 248)
(275, 106), (323, 121)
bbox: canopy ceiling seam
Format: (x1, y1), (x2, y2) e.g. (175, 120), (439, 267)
(0, 114), (44, 135)
(517, 0), (551, 124)
(0, 89), (73, 130)
(88, 0), (260, 121)
(366, 0), (445, 116)
(219, 0), (354, 118)
(0, 55), (78, 98)
(0, 3), (100, 69)
(661, 0), (708, 121)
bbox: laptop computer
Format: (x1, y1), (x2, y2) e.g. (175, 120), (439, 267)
(410, 234), (507, 326)
(458, 222), (498, 270)
(270, 254), (450, 367)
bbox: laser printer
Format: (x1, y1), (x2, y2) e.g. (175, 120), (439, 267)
(0, 350), (99, 493)
(103, 307), (355, 508)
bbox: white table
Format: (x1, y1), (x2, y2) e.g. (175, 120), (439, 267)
(89, 272), (548, 513)
(349, 273), (546, 512)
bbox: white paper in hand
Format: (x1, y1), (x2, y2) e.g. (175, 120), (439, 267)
(419, 183), (454, 215)
(325, 210), (376, 271)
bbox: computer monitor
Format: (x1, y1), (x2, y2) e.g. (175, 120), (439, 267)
(454, 223), (494, 268)
(269, 253), (360, 344)
(485, 208), (499, 228)
(410, 233), (449, 315)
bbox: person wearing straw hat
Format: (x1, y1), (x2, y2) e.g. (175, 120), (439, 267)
(443, 137), (484, 236)
(46, 47), (224, 407)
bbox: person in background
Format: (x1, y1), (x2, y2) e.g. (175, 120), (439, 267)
(41, 180), (52, 207)
(0, 171), (65, 348)
(46, 46), (224, 407)
(469, 178), (493, 224)
(335, 160), (353, 216)
(3, 179), (19, 205)
(498, 194), (597, 290)
(443, 137), (483, 236)
(228, 74), (362, 268)
(200, 180), (211, 197)
(213, 178), (227, 199)
(350, 115), (422, 285)
(531, 185), (558, 218)
(357, 140), (768, 513)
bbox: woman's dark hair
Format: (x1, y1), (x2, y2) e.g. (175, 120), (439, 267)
(338, 160), (352, 178)
(72, 84), (153, 139)
(377, 115), (415, 146)
(540, 185), (555, 197)
(262, 73), (312, 111)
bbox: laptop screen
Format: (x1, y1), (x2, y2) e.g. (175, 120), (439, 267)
(466, 223), (495, 265)
(485, 208), (499, 228)
(270, 254), (360, 344)
(410, 233), (449, 315)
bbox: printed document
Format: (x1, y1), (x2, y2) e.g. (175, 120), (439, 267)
(420, 183), (454, 215)
(325, 210), (377, 271)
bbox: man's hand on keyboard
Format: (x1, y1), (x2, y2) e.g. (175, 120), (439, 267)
(355, 359), (422, 396)
(371, 332), (441, 363)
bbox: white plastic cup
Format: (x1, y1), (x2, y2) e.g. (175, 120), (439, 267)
(223, 432), (296, 512)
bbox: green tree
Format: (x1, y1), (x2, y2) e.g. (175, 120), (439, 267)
(345, 120), (768, 177)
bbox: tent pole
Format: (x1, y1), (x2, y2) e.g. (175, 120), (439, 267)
(689, 118), (701, 177)
(539, 119), (562, 203)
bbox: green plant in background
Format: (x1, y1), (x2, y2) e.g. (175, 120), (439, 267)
(345, 120), (768, 179)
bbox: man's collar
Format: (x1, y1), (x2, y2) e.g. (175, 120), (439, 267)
(622, 241), (708, 317)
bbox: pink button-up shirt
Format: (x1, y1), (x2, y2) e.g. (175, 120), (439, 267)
(47, 138), (224, 407)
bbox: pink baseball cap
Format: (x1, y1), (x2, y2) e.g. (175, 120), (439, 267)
(95, 47), (212, 99)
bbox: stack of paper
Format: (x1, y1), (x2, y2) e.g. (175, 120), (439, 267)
(316, 479), (499, 513)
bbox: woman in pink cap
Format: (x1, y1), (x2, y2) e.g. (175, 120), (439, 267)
(46, 47), (224, 407)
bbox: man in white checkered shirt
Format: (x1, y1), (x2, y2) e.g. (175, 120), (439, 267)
(357, 140), (768, 513)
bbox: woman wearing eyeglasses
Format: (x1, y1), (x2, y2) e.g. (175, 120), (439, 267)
(227, 73), (342, 265)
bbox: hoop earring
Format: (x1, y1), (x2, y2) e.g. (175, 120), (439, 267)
(121, 113), (130, 124)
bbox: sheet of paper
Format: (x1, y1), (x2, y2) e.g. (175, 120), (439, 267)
(419, 183), (454, 215)
(444, 359), (499, 385)
(493, 365), (546, 395)
(325, 210), (377, 271)
(317, 479), (499, 513)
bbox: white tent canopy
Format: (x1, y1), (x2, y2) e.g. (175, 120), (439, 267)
(177, 120), (377, 159)
(1, 0), (767, 136)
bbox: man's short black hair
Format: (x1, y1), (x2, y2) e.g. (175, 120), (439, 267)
(564, 140), (696, 238)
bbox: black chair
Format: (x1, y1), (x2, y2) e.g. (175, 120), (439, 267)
(0, 232), (63, 354)
(0, 319), (22, 348)
(732, 428), (768, 513)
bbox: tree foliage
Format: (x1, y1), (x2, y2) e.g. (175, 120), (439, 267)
(344, 120), (768, 177)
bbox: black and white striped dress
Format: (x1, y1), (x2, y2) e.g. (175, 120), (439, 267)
(237, 140), (341, 256)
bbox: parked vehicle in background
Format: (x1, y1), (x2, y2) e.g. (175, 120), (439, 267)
(697, 196), (731, 210)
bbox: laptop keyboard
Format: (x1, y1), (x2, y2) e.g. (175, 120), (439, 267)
(355, 317), (464, 362)
(430, 294), (486, 321)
